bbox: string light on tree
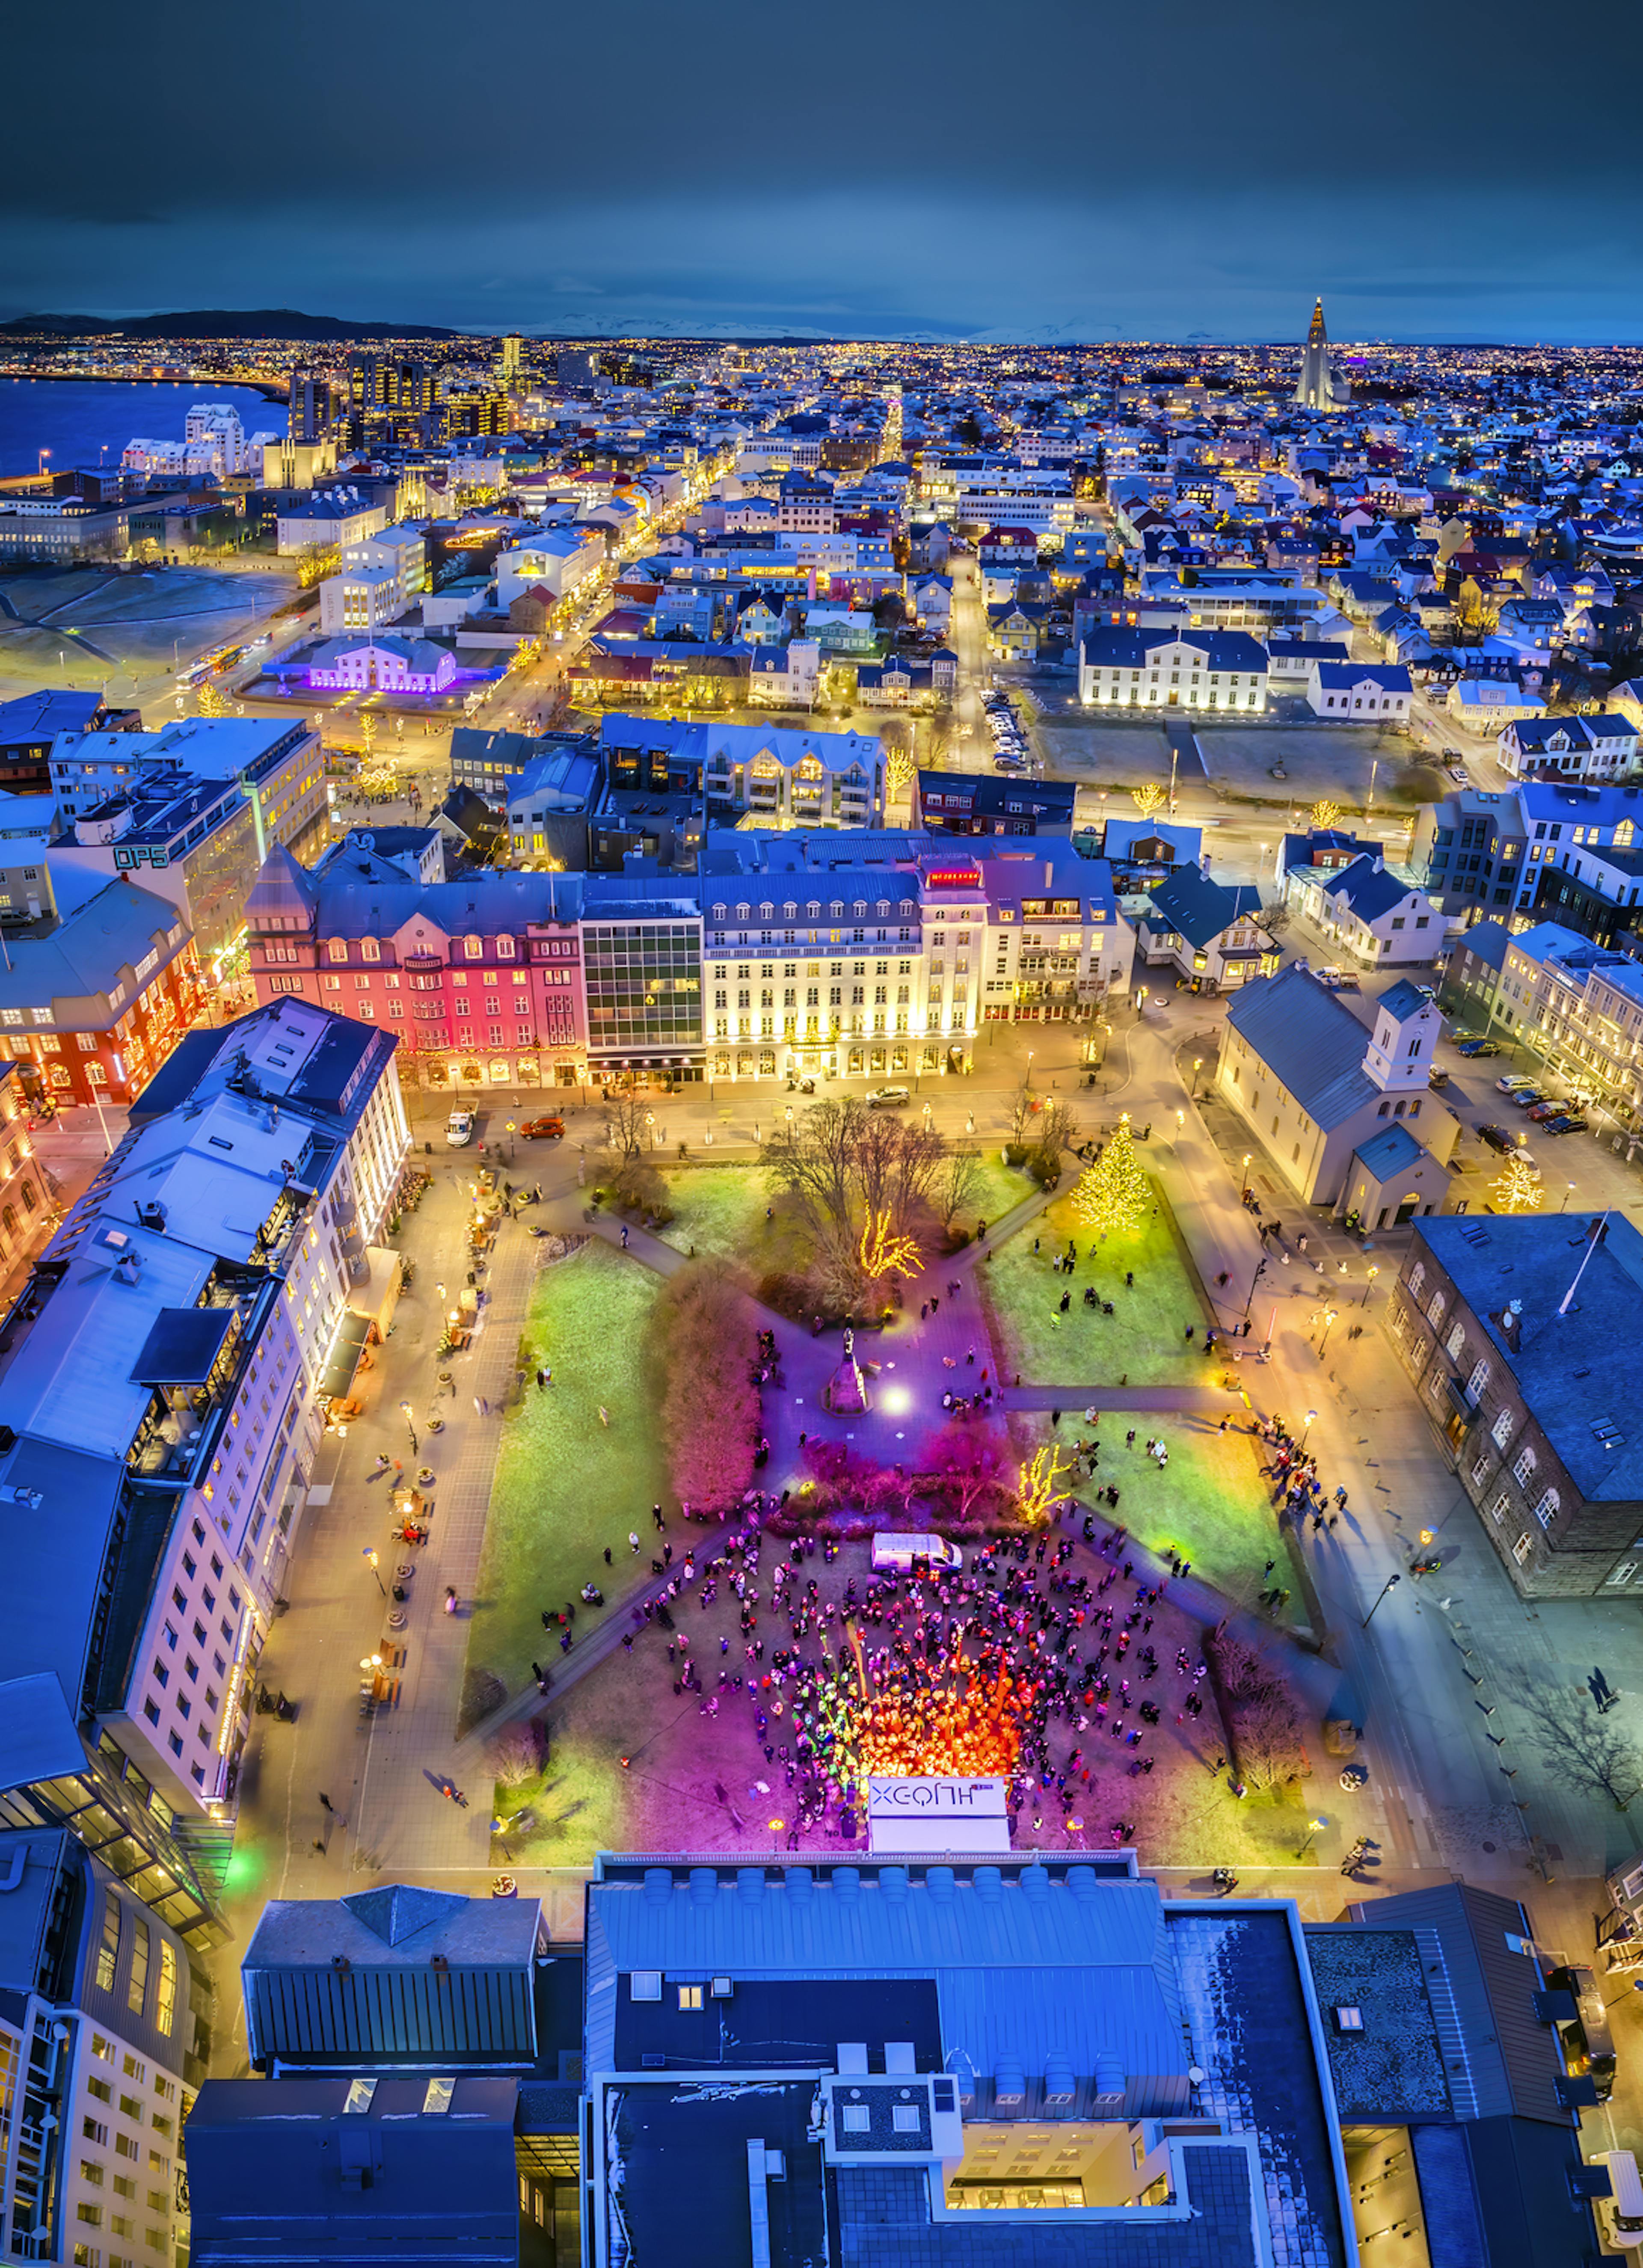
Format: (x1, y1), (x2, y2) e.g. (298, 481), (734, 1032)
(1492, 1151), (1544, 1213)
(1311, 798), (1343, 830)
(858, 1207), (923, 1283)
(1131, 783), (1167, 818)
(1017, 1442), (1074, 1524)
(1071, 1112), (1149, 1236)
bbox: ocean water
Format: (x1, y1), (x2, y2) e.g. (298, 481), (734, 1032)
(0, 378), (287, 480)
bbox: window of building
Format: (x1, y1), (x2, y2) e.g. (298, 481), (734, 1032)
(1492, 1408), (1515, 1450)
(1533, 1488), (1560, 1530)
(127, 1921), (149, 2018)
(1512, 1446), (1537, 1487)
(95, 1891), (120, 1992)
(1445, 1319), (1466, 1362)
(154, 1942), (177, 2038)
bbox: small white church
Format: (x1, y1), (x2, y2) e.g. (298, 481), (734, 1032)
(1216, 968), (1459, 1225)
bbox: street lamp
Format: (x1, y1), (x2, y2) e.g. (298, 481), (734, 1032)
(399, 1399), (418, 1456)
(1192, 1055), (1202, 1100)
(1300, 1408), (1317, 1452)
(1240, 1152), (1252, 1197)
(1561, 1180), (1576, 1212)
(362, 1547), (385, 1598)
(1361, 1264), (1379, 1307)
(1318, 1307), (1339, 1358)
(504, 1119), (516, 1162)
(1362, 1572), (1401, 1629)
(1296, 1812), (1330, 1862)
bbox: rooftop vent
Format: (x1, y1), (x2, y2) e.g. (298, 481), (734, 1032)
(1594, 1419), (1626, 1451)
(1333, 2007), (1365, 2032)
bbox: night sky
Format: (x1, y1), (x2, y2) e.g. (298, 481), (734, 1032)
(8, 0), (1643, 342)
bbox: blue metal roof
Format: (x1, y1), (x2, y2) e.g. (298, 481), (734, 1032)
(588, 1865), (1186, 2087)
(1351, 1122), (1426, 1178)
(1224, 965), (1376, 1131)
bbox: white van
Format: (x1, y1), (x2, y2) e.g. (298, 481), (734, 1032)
(1598, 2152), (1643, 2250)
(872, 1533), (962, 1573)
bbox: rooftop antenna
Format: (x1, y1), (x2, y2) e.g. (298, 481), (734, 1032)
(1558, 1210), (1610, 1319)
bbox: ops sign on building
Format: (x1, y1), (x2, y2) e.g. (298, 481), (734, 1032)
(866, 1776), (1011, 1855)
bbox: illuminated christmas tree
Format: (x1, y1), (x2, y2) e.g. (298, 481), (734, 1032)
(1491, 1151), (1543, 1213)
(1071, 1112), (1150, 1236)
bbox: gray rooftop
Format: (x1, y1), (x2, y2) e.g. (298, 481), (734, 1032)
(1415, 1213), (1643, 1499)
(1225, 964), (1376, 1130)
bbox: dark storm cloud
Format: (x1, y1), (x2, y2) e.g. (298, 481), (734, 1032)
(4, 0), (1643, 335)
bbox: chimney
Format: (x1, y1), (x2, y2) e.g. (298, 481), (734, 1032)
(1500, 1297), (1522, 1347)
(1044, 860), (1053, 890)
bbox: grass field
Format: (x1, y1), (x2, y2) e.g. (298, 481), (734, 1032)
(656, 1154), (1038, 1272)
(1011, 1405), (1303, 1627)
(984, 1179), (1209, 1388)
(465, 1242), (668, 1694)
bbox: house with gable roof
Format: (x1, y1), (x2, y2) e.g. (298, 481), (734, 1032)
(1134, 865), (1278, 993)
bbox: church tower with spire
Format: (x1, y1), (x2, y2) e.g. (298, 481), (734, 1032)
(1293, 297), (1350, 412)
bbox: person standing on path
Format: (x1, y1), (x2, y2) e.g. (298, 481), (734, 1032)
(474, 1394), (489, 1418)
(621, 1225), (630, 1249)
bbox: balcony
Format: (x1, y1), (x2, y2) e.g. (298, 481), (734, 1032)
(127, 1272), (281, 1484)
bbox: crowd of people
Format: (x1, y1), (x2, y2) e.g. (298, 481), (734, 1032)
(614, 1490), (1225, 1850)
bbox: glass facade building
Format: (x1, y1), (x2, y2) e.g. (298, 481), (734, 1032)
(581, 919), (703, 1070)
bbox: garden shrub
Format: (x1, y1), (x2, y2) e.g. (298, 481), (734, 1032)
(652, 1260), (758, 1514)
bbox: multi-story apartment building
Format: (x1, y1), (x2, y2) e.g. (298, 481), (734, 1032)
(0, 690), (139, 797)
(1389, 1213), (1643, 1598)
(0, 998), (406, 1882)
(919, 454), (1075, 534)
(247, 848), (590, 1092)
(245, 833), (1132, 1089)
(1414, 781), (1643, 936)
(701, 723), (884, 829)
(0, 1058), (50, 1285)
(1481, 920), (1643, 1124)
(50, 719), (329, 875)
(0, 879), (202, 1112)
(318, 563), (402, 637)
(0, 1829), (198, 2268)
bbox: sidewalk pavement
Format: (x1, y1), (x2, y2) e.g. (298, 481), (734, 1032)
(1000, 1384), (1243, 1414)
(213, 1150), (577, 1998)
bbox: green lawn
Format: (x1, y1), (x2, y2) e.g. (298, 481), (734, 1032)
(466, 1242), (668, 1694)
(1012, 1407), (1305, 1627)
(656, 1154), (1038, 1270)
(983, 1182), (1208, 1388)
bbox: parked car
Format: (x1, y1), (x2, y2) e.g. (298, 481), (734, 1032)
(1497, 1074), (1538, 1092)
(866, 1085), (911, 1108)
(520, 1115), (565, 1140)
(446, 1109), (475, 1147)
(1458, 1038), (1501, 1057)
(1446, 764), (1468, 786)
(1428, 1067), (1450, 1091)
(1509, 1089), (1547, 1109)
(1478, 1123), (1518, 1153)
(1543, 1115), (1589, 1135)
(1524, 1101), (1564, 1121)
